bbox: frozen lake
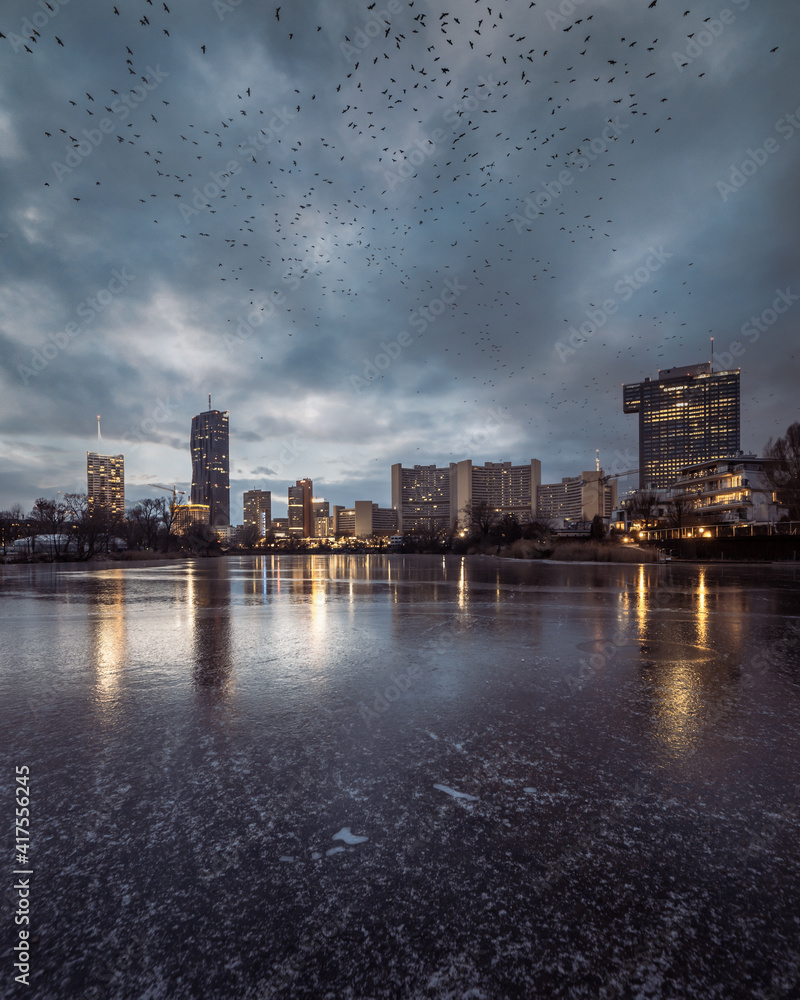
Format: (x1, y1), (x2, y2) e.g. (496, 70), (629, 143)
(1, 555), (799, 999)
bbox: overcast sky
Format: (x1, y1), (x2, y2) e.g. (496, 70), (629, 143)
(1, 0), (798, 522)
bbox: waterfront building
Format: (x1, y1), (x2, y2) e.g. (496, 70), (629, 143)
(450, 459), (541, 527)
(391, 464), (451, 534)
(623, 363), (740, 489)
(174, 503), (210, 535)
(668, 455), (787, 525)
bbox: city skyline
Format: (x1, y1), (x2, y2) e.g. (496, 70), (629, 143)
(1, 1), (798, 522)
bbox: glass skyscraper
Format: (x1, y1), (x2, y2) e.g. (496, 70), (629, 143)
(623, 363), (740, 490)
(190, 406), (230, 526)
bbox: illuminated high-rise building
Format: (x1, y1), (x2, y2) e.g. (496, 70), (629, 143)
(190, 401), (230, 526)
(623, 363), (740, 489)
(287, 478), (313, 537)
(243, 490), (271, 536)
(450, 460), (541, 527)
(86, 452), (125, 518)
(391, 464), (451, 534)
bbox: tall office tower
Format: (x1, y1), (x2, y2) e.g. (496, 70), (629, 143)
(190, 401), (230, 526)
(623, 363), (740, 489)
(391, 464), (452, 534)
(86, 452), (125, 518)
(450, 459), (542, 527)
(243, 490), (271, 536)
(287, 478), (313, 537)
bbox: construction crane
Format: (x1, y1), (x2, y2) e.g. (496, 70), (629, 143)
(148, 484), (187, 511)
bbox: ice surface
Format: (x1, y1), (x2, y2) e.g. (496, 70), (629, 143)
(2, 555), (799, 1000)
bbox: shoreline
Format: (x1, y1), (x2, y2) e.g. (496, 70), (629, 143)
(2, 551), (797, 569)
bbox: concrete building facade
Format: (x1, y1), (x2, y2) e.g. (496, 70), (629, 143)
(537, 470), (617, 525)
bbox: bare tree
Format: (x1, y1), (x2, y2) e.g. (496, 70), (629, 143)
(29, 498), (69, 557)
(665, 495), (694, 529)
(237, 524), (261, 550)
(155, 497), (179, 552)
(494, 512), (522, 544)
(0, 503), (25, 555)
(626, 490), (660, 529)
(764, 421), (800, 520)
(522, 518), (554, 541)
(126, 498), (163, 550)
(63, 493), (117, 560)
(460, 500), (498, 539)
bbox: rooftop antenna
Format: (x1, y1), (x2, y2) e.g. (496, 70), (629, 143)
(710, 336), (714, 373)
(208, 393), (212, 411)
(596, 449), (600, 472)
(96, 415), (102, 443)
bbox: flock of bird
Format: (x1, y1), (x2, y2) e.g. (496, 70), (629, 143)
(3, 0), (788, 453)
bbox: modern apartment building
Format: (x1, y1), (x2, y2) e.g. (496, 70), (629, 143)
(243, 490), (271, 536)
(668, 455), (786, 524)
(86, 452), (125, 518)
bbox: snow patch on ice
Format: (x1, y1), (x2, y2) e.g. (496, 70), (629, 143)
(434, 783), (478, 801)
(332, 826), (368, 845)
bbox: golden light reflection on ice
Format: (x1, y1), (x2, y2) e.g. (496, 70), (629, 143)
(90, 571), (127, 708)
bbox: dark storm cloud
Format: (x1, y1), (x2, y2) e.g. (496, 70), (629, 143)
(1, 0), (798, 519)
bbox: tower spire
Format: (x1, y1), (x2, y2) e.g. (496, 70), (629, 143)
(97, 415), (102, 443)
(208, 393), (212, 411)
